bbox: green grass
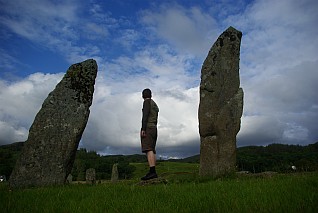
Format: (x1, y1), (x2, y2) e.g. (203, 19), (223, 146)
(131, 161), (200, 182)
(1, 162), (317, 213)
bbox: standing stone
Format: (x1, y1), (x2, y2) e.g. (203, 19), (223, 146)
(111, 163), (119, 182)
(66, 174), (73, 184)
(199, 27), (243, 177)
(9, 59), (98, 188)
(86, 168), (96, 185)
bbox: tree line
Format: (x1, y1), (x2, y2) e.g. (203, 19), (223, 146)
(1, 141), (317, 180)
(236, 142), (318, 173)
(71, 148), (137, 181)
(178, 142), (318, 173)
(0, 143), (139, 181)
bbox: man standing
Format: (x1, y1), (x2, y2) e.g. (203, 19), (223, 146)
(140, 88), (159, 180)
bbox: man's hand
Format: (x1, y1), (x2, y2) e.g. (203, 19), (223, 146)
(141, 130), (146, 138)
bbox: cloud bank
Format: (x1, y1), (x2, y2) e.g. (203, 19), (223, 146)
(0, 0), (317, 158)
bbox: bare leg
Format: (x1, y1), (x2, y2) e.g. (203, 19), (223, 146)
(141, 151), (157, 180)
(146, 151), (156, 167)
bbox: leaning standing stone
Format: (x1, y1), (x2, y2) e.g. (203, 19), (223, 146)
(9, 59), (98, 188)
(199, 27), (243, 177)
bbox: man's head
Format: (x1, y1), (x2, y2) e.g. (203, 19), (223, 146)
(142, 88), (152, 99)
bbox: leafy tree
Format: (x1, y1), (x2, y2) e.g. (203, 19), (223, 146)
(70, 149), (136, 181)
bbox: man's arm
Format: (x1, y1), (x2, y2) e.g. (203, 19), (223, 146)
(141, 99), (151, 131)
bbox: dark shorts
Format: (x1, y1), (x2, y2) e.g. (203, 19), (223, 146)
(141, 127), (157, 154)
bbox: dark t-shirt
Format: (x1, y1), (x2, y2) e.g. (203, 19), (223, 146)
(141, 99), (159, 130)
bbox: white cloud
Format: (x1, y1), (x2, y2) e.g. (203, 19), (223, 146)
(233, 0), (318, 146)
(156, 87), (199, 146)
(0, 0), (317, 158)
(238, 115), (285, 146)
(85, 22), (109, 39)
(0, 44), (201, 157)
(0, 73), (63, 144)
(0, 121), (28, 144)
(140, 4), (219, 56)
(283, 122), (309, 141)
(0, 49), (19, 71)
(0, 0), (78, 42)
(115, 29), (141, 50)
(0, 0), (111, 66)
(80, 43), (201, 155)
(81, 84), (200, 156)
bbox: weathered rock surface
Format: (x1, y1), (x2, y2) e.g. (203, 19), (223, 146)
(9, 59), (98, 188)
(111, 163), (119, 183)
(199, 27), (243, 177)
(66, 174), (73, 184)
(86, 168), (96, 185)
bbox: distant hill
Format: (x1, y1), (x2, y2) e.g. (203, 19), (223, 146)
(101, 154), (147, 163)
(0, 141), (24, 151)
(236, 142), (318, 173)
(0, 142), (24, 179)
(1, 141), (317, 179)
(183, 142), (318, 173)
(167, 154), (200, 163)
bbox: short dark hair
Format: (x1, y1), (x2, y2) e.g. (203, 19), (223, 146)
(142, 88), (152, 98)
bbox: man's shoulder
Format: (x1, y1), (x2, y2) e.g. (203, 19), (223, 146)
(143, 99), (151, 109)
(150, 99), (157, 106)
(143, 99), (151, 104)
(151, 99), (159, 112)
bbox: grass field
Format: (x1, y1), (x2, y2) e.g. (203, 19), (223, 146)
(1, 162), (317, 213)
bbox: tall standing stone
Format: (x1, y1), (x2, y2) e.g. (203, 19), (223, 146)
(199, 27), (243, 177)
(9, 59), (98, 188)
(86, 168), (96, 185)
(111, 163), (119, 183)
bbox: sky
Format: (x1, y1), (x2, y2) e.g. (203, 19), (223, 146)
(0, 0), (317, 159)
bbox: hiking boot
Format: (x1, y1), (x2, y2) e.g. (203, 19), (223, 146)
(141, 172), (158, 181)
